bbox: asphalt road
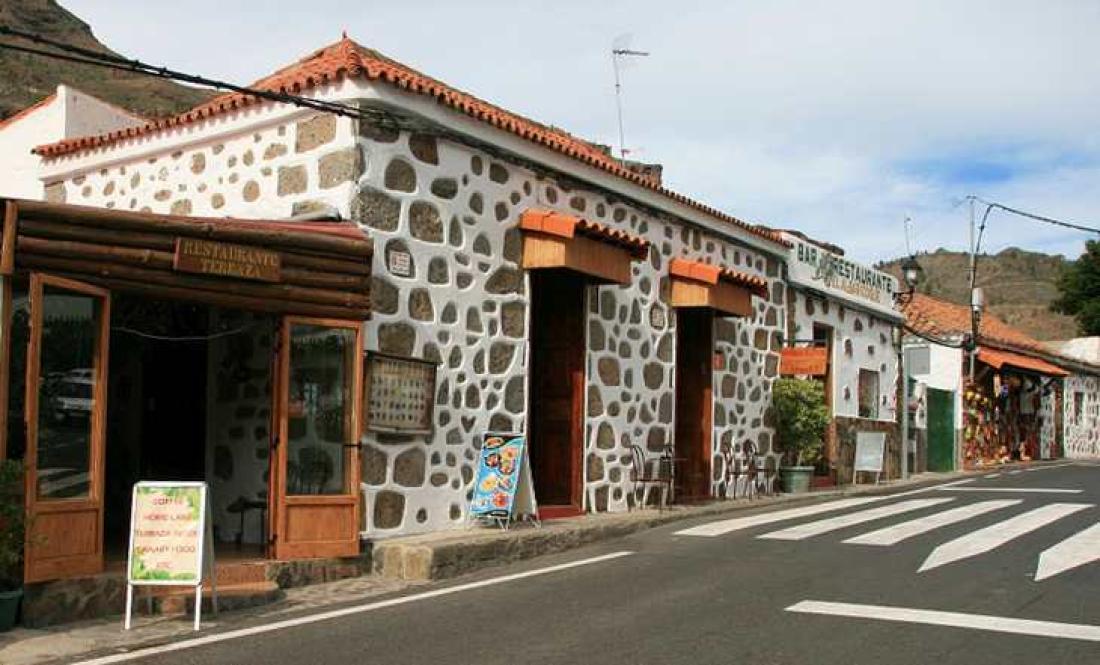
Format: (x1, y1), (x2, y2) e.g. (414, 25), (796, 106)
(75, 463), (1100, 665)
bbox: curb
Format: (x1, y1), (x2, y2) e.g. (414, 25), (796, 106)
(371, 467), (999, 582)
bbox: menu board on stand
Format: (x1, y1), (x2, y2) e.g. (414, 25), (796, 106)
(467, 433), (540, 530)
(124, 481), (216, 631)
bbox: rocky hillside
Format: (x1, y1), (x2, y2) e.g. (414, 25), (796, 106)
(0, 0), (210, 120)
(879, 248), (1079, 341)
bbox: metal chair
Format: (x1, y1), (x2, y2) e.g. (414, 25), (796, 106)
(629, 444), (672, 510)
(721, 445), (752, 499)
(753, 455), (775, 497)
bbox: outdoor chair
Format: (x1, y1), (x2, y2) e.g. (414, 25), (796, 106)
(629, 444), (672, 510)
(721, 445), (752, 499)
(753, 454), (776, 497)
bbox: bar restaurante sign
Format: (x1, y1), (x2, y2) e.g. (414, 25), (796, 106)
(781, 233), (902, 320)
(173, 238), (282, 282)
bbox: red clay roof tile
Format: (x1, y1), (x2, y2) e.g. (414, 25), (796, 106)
(34, 37), (788, 248)
(669, 256), (769, 299)
(519, 208), (650, 259)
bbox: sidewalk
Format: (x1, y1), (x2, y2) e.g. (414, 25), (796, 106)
(0, 466), (1007, 665)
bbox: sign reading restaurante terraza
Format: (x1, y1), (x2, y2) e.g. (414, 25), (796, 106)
(782, 232), (900, 319)
(173, 238), (281, 283)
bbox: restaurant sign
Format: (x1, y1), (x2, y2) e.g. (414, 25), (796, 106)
(174, 238), (281, 283)
(783, 234), (900, 319)
(779, 347), (829, 376)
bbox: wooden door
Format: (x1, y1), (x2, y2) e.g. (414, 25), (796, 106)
(927, 388), (955, 472)
(528, 271), (586, 515)
(270, 316), (362, 559)
(674, 308), (714, 501)
(24, 274), (111, 583)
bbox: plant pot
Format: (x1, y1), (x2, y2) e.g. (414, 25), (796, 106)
(0, 587), (22, 632)
(779, 466), (815, 494)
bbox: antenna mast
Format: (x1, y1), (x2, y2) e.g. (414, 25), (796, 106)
(611, 36), (649, 161)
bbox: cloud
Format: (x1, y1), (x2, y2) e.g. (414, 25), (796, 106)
(64, 0), (1100, 262)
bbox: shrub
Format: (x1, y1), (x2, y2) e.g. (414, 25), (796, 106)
(0, 460), (24, 590)
(772, 378), (829, 467)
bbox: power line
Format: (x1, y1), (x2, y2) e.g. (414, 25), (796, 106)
(968, 195), (1100, 236)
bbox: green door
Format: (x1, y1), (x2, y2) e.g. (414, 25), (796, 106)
(927, 388), (955, 471)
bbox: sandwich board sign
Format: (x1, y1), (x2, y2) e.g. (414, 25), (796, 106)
(853, 432), (886, 485)
(468, 433), (540, 529)
(124, 481), (216, 630)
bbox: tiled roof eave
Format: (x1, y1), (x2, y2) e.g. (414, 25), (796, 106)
(32, 37), (790, 250)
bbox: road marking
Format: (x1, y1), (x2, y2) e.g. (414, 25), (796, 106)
(758, 498), (954, 541)
(919, 503), (1092, 572)
(674, 497), (880, 537)
(937, 487), (1083, 494)
(844, 500), (1021, 546)
(1008, 470), (1022, 475)
(985, 473), (1001, 478)
(786, 600), (1100, 642)
(1035, 522), (1100, 581)
(69, 551), (635, 665)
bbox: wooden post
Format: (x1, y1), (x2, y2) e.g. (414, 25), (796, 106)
(0, 201), (18, 276)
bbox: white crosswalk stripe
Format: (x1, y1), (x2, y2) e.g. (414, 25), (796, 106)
(674, 497), (881, 537)
(757, 498), (954, 541)
(1034, 522), (1100, 581)
(843, 499), (1021, 546)
(937, 486), (1082, 494)
(919, 503), (1092, 572)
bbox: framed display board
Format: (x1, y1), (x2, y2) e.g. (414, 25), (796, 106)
(853, 432), (886, 485)
(363, 351), (437, 434)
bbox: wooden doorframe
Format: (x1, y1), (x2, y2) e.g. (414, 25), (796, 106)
(673, 307), (715, 501)
(0, 277), (12, 461)
(24, 272), (111, 583)
(269, 315), (363, 560)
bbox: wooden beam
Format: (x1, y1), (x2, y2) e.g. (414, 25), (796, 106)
(670, 276), (753, 317)
(1, 201), (17, 276)
(0, 278), (10, 460)
(521, 233), (633, 285)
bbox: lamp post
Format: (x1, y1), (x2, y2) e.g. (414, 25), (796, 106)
(895, 255), (923, 480)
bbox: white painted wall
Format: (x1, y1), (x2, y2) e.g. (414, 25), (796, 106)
(905, 342), (963, 430)
(0, 85), (144, 200)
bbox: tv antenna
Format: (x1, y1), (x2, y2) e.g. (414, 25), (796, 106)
(611, 33), (649, 161)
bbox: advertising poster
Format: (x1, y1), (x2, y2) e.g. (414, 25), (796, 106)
(469, 434), (526, 518)
(127, 482), (206, 584)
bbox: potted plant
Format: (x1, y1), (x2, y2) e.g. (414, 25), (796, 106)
(772, 378), (829, 493)
(0, 459), (25, 631)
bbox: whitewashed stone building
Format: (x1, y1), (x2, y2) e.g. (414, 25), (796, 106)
(778, 232), (903, 481)
(26, 37), (790, 546)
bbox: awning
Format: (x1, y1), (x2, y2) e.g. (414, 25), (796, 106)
(668, 257), (768, 317)
(1, 198), (373, 320)
(519, 209), (649, 285)
(977, 347), (1069, 377)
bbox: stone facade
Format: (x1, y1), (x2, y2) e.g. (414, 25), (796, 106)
(1064, 373), (1100, 458)
(39, 103), (784, 540)
(835, 415), (901, 481)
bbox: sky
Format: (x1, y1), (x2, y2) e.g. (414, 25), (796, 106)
(63, 0), (1100, 264)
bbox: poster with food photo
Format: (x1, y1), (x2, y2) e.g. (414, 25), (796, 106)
(469, 434), (526, 517)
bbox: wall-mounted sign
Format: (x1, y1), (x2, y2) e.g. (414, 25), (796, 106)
(173, 238), (281, 282)
(782, 234), (900, 319)
(779, 347), (829, 376)
(364, 351), (436, 434)
(125, 481), (216, 631)
(387, 249), (413, 277)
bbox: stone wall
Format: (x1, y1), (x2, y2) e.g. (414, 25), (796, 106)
(1064, 374), (1100, 459)
(44, 112), (361, 220)
(835, 415), (901, 481)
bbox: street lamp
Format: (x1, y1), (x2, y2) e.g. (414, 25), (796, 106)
(894, 255), (924, 305)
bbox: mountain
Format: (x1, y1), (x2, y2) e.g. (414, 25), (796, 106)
(878, 248), (1079, 341)
(0, 0), (210, 120)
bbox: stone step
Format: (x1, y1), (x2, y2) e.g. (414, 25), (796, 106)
(146, 581), (283, 615)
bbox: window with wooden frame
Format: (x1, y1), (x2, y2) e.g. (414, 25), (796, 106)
(362, 351), (437, 435)
(858, 369), (880, 419)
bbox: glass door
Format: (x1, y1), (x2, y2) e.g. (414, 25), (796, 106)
(269, 316), (362, 559)
(24, 274), (111, 583)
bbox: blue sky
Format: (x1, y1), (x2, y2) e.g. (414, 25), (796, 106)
(63, 0), (1100, 264)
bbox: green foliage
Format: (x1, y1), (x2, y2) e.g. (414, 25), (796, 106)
(1053, 240), (1100, 335)
(771, 378), (830, 467)
(0, 460), (25, 590)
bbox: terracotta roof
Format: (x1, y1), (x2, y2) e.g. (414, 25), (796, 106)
(33, 37), (789, 249)
(977, 347), (1068, 377)
(0, 92), (57, 133)
(668, 256), (770, 299)
(902, 292), (1100, 372)
(518, 209), (650, 259)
